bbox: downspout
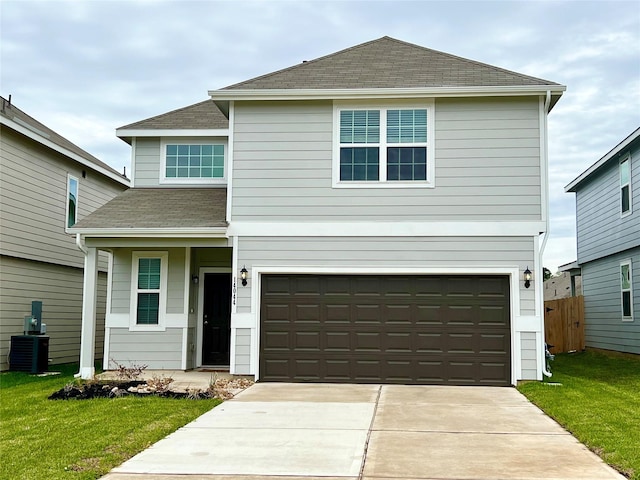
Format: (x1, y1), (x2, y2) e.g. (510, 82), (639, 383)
(540, 90), (552, 377)
(74, 233), (88, 378)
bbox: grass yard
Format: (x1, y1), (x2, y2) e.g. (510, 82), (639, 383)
(518, 350), (640, 480)
(0, 364), (219, 480)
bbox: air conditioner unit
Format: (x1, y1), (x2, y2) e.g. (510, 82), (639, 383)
(9, 335), (49, 373)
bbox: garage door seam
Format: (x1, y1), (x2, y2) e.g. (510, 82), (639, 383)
(358, 385), (382, 480)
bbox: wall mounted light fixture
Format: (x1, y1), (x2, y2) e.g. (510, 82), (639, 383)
(191, 274), (199, 284)
(523, 267), (532, 289)
(240, 266), (248, 286)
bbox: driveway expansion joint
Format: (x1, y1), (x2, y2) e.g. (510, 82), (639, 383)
(358, 385), (382, 480)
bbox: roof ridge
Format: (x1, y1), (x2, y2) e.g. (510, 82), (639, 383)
(118, 99), (214, 129)
(222, 36), (389, 90)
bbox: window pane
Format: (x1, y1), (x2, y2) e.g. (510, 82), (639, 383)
(387, 147), (427, 181)
(621, 264), (631, 289)
(138, 258), (161, 289)
(340, 110), (379, 143)
(620, 158), (630, 185)
(622, 185), (630, 213)
(177, 145), (189, 155)
(166, 145), (178, 155)
(67, 177), (78, 228)
(622, 291), (632, 317)
(137, 293), (159, 325)
(339, 147), (379, 181)
(165, 145), (223, 179)
(387, 109), (427, 143)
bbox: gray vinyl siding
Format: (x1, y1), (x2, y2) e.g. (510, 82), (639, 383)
(581, 247), (640, 354)
(231, 97), (541, 221)
(235, 328), (251, 375)
(575, 144), (640, 264)
(0, 255), (106, 371)
(132, 138), (161, 187)
(0, 129), (126, 270)
(109, 247), (186, 315)
(108, 328), (183, 369)
(235, 236), (535, 314)
(520, 332), (538, 380)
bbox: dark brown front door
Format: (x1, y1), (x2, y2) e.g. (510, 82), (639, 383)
(260, 274), (511, 385)
(202, 273), (231, 365)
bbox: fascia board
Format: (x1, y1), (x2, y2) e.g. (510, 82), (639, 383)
(69, 227), (228, 238)
(1, 116), (130, 186)
(209, 85), (566, 101)
(565, 127), (640, 192)
(116, 128), (229, 138)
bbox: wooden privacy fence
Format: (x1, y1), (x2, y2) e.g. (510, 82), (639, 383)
(544, 296), (585, 354)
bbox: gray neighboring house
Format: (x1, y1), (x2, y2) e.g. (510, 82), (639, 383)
(72, 37), (566, 385)
(0, 96), (129, 371)
(565, 128), (640, 354)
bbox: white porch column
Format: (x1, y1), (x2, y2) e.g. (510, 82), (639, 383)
(78, 247), (98, 379)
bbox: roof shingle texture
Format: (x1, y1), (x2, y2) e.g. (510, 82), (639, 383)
(119, 100), (228, 130)
(0, 96), (125, 178)
(223, 36), (559, 90)
(72, 188), (227, 230)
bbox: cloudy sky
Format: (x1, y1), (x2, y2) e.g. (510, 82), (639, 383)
(2, 0), (639, 272)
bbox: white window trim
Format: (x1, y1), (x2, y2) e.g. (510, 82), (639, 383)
(332, 100), (435, 189)
(620, 153), (632, 218)
(159, 138), (228, 185)
(130, 251), (168, 331)
(621, 259), (634, 322)
(65, 173), (79, 232)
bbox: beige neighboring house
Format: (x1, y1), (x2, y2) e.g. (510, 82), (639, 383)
(0, 96), (129, 371)
(544, 272), (582, 301)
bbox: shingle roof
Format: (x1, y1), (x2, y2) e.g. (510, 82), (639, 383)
(0, 96), (126, 180)
(71, 188), (227, 230)
(223, 36), (560, 90)
(118, 100), (228, 130)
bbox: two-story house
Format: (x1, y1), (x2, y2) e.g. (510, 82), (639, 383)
(565, 128), (639, 355)
(71, 37), (565, 385)
(0, 96), (129, 371)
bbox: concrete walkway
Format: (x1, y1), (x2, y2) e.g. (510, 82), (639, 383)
(102, 383), (625, 480)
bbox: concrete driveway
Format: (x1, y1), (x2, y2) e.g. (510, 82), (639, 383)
(102, 383), (624, 480)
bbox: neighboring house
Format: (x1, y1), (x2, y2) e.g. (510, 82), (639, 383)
(71, 37), (565, 385)
(0, 96), (129, 371)
(544, 272), (582, 301)
(565, 128), (640, 355)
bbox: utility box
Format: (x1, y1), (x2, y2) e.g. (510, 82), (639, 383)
(9, 335), (49, 373)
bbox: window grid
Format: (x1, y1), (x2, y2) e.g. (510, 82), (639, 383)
(339, 108), (428, 183)
(136, 257), (161, 325)
(165, 144), (224, 179)
(621, 261), (634, 320)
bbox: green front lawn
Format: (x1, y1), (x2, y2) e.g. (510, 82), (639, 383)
(0, 365), (219, 480)
(518, 350), (640, 480)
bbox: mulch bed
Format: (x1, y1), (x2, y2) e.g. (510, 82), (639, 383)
(48, 381), (206, 400)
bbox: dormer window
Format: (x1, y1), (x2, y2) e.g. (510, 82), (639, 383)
(160, 140), (227, 184)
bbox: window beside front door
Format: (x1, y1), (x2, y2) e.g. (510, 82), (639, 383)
(131, 252), (168, 329)
(621, 260), (634, 321)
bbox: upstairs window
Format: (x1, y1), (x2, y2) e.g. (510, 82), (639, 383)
(335, 103), (433, 188)
(161, 142), (226, 184)
(621, 260), (634, 321)
(66, 174), (79, 228)
(620, 155), (631, 216)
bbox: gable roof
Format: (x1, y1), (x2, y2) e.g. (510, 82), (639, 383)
(223, 36), (560, 91)
(70, 188), (227, 235)
(0, 96), (129, 185)
(565, 127), (640, 192)
(117, 100), (228, 133)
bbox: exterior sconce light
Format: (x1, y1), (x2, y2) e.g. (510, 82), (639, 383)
(523, 267), (532, 289)
(240, 266), (248, 286)
(191, 275), (199, 284)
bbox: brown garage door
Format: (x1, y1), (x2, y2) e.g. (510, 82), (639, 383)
(260, 274), (511, 386)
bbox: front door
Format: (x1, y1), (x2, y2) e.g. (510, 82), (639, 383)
(202, 273), (231, 365)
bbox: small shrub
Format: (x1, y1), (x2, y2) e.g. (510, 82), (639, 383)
(109, 358), (148, 381)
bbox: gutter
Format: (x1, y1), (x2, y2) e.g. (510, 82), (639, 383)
(75, 233), (88, 255)
(539, 90), (552, 378)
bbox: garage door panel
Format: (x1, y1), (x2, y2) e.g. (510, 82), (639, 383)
(260, 275), (511, 385)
